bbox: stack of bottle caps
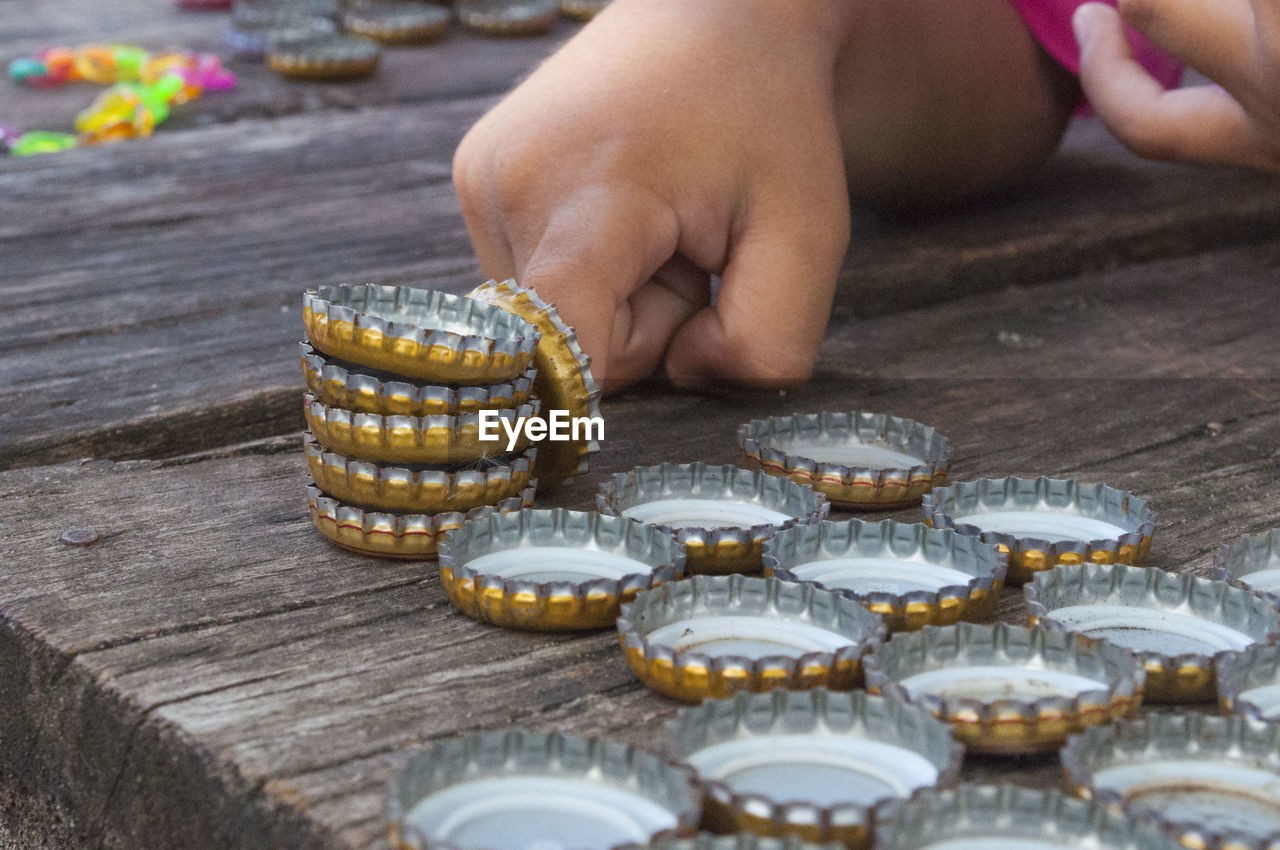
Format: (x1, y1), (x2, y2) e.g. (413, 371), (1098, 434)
(300, 281), (600, 560)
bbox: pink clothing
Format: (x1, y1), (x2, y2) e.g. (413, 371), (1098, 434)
(1008, 0), (1184, 90)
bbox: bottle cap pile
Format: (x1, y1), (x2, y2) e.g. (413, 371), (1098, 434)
(301, 281), (601, 559)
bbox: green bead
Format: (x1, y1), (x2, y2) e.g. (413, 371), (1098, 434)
(112, 46), (148, 79)
(7, 57), (48, 82)
(9, 131), (77, 156)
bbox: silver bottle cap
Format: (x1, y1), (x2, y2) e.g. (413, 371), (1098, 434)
(1026, 563), (1280, 704)
(764, 519), (1005, 632)
(1063, 712), (1280, 850)
(387, 729), (699, 850)
(1214, 527), (1280, 604)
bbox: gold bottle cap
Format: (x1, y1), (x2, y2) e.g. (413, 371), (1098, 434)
(864, 622), (1143, 755)
(598, 462), (828, 575)
(1062, 712), (1280, 850)
(300, 342), (536, 417)
(875, 785), (1182, 850)
(305, 435), (535, 514)
(617, 574), (885, 703)
(266, 33), (382, 80)
(437, 508), (685, 631)
(304, 392), (540, 465)
(306, 481), (534, 560)
(454, 0), (559, 36)
(304, 284), (539, 384)
(740, 412), (952, 510)
(387, 729), (699, 849)
(1213, 527), (1280, 604)
(466, 279), (602, 484)
(1217, 642), (1280, 720)
(763, 519), (1006, 632)
(341, 1), (451, 44)
(922, 476), (1155, 584)
(1026, 563), (1280, 704)
(669, 688), (960, 848)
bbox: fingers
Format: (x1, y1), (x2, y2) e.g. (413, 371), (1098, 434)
(1075, 3), (1260, 166)
(664, 199), (851, 389)
(518, 186), (693, 391)
(1110, 0), (1255, 90)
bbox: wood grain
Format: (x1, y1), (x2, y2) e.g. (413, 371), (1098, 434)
(0, 236), (1277, 846)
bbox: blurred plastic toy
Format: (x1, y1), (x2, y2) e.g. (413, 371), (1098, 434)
(4, 45), (236, 155)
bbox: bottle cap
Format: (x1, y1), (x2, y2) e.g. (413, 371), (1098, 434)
(1213, 527), (1280, 604)
(616, 575), (885, 703)
(233, 0), (340, 26)
(342, 2), (451, 43)
(762, 519), (1005, 632)
(304, 436), (535, 514)
(922, 476), (1155, 585)
(558, 0), (611, 21)
(304, 285), (539, 384)
(224, 17), (337, 58)
(454, 0), (559, 36)
(739, 413), (952, 510)
(874, 785), (1182, 850)
(669, 688), (961, 848)
(437, 508), (685, 630)
(1062, 712), (1280, 850)
(598, 463), (828, 575)
(1026, 563), (1280, 703)
(466, 279), (602, 483)
(634, 837), (842, 850)
(306, 482), (533, 560)
(864, 622), (1142, 754)
(1216, 642), (1280, 720)
(304, 392), (540, 465)
(267, 33), (381, 80)
(387, 729), (699, 850)
(300, 342), (535, 416)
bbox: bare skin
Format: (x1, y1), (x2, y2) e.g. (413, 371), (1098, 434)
(453, 0), (1078, 392)
(1075, 0), (1280, 172)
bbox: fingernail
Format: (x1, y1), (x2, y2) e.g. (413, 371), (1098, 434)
(1072, 4), (1096, 42)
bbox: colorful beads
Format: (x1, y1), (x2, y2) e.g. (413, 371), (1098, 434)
(8, 132), (78, 157)
(4, 46), (236, 155)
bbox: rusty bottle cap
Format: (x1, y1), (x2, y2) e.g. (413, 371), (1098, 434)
(1026, 562), (1280, 704)
(1062, 712), (1280, 850)
(864, 622), (1143, 754)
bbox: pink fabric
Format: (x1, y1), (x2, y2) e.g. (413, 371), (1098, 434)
(1008, 0), (1184, 90)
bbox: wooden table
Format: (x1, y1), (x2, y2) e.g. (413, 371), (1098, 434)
(2, 3), (1280, 847)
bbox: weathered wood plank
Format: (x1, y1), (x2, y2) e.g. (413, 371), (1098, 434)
(1, 235), (1278, 846)
(2, 96), (1279, 469)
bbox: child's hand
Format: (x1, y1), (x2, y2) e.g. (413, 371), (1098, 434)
(452, 0), (854, 391)
(1074, 0), (1280, 172)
